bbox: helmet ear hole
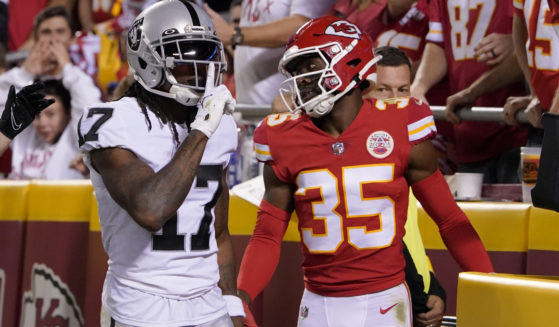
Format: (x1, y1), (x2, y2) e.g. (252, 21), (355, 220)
(347, 58), (361, 67)
(138, 57), (148, 69)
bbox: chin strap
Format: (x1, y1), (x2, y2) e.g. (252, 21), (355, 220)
(304, 54), (382, 118)
(133, 74), (201, 106)
(169, 84), (201, 106)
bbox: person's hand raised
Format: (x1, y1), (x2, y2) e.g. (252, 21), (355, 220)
(190, 63), (236, 138)
(0, 82), (55, 139)
(23, 40), (50, 76)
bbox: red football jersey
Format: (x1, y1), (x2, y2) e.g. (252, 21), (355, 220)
(515, 0), (559, 110)
(426, 0), (524, 103)
(373, 0), (429, 62)
(253, 98), (436, 296)
(425, 0), (528, 163)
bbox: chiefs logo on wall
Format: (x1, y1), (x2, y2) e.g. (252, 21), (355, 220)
(20, 264), (83, 327)
(325, 21), (362, 39)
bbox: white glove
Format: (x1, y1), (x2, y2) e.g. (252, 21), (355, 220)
(190, 62), (236, 138)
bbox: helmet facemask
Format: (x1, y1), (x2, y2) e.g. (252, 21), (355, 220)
(279, 40), (380, 118)
(279, 44), (342, 118)
(135, 29), (226, 106)
(277, 17), (382, 118)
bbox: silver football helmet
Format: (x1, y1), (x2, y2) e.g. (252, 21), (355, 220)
(126, 0), (226, 106)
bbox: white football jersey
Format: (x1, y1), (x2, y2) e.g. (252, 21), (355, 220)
(79, 97), (237, 300)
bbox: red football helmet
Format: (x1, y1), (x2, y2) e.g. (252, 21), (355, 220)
(278, 16), (380, 117)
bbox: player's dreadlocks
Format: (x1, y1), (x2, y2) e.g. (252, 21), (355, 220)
(122, 81), (197, 144)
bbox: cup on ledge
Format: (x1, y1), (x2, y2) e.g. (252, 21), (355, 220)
(521, 146), (541, 203)
(455, 172), (484, 200)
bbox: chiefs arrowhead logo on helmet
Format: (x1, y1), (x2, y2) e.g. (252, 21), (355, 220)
(325, 21), (361, 39)
(278, 16), (380, 117)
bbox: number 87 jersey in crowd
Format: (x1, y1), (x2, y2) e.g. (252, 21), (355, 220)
(78, 97), (237, 298)
(253, 97), (436, 296)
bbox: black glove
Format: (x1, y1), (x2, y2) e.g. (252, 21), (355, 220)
(0, 82), (55, 139)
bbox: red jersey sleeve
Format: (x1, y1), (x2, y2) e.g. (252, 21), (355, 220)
(425, 0), (444, 45)
(253, 118), (274, 164)
(406, 98), (437, 144)
(253, 114), (299, 183)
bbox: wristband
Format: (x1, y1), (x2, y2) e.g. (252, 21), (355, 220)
(224, 295), (246, 317)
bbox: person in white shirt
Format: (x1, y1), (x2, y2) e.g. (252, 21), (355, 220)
(206, 0), (337, 105)
(0, 6), (102, 178)
(9, 79), (85, 179)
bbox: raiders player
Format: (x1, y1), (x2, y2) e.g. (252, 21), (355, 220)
(79, 1), (243, 326)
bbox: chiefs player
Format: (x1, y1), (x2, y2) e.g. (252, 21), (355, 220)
(237, 16), (493, 327)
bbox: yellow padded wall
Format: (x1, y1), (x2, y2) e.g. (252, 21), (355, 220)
(27, 180), (93, 222)
(457, 272), (559, 327)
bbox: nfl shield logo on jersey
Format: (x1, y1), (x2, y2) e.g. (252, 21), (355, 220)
(332, 142), (345, 155)
(300, 306), (309, 319)
(366, 131), (394, 159)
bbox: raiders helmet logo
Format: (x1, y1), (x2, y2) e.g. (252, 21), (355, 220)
(128, 17), (144, 51)
(20, 263), (84, 327)
(325, 21), (362, 39)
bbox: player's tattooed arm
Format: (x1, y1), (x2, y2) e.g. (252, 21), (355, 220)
(90, 130), (210, 232)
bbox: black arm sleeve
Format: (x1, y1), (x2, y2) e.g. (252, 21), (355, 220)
(427, 271), (446, 303)
(403, 241), (430, 314)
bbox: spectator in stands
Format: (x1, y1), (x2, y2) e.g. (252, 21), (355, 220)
(222, 0), (242, 97)
(8, 80), (87, 179)
(0, 6), (101, 178)
(474, 33), (514, 67)
(8, 0), (75, 51)
(502, 0), (559, 131)
(370, 45), (446, 327)
(520, 0), (559, 210)
(0, 82), (53, 157)
(206, 0), (336, 106)
(76, 0), (159, 97)
(411, 0), (529, 184)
